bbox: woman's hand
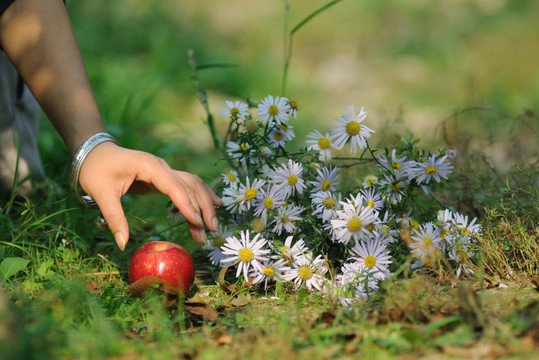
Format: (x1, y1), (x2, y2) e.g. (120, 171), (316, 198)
(78, 141), (223, 250)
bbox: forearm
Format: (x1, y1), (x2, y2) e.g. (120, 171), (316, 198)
(0, 0), (105, 155)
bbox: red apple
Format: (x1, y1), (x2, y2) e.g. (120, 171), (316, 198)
(129, 241), (195, 296)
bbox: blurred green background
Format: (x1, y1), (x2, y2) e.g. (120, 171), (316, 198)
(43, 0), (538, 176)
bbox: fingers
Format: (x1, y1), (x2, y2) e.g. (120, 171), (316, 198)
(78, 143), (222, 247)
(92, 189), (130, 251)
(174, 171), (222, 232)
(188, 223), (208, 245)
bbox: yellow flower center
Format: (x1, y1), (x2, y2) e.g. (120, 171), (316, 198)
(268, 105), (279, 116)
(364, 255), (376, 268)
(230, 107), (240, 116)
(289, 99), (298, 109)
(245, 120), (257, 133)
(213, 236), (225, 248)
(288, 174), (298, 185)
(423, 237), (432, 248)
(264, 198), (274, 209)
(440, 228), (449, 240)
(345, 121), (361, 136)
(411, 220), (419, 230)
(365, 223), (375, 232)
(367, 200), (375, 209)
(458, 249), (468, 263)
(273, 131), (284, 141)
(321, 180), (332, 191)
(281, 215), (289, 224)
(227, 172), (236, 182)
(425, 165), (437, 175)
(238, 247), (254, 262)
(366, 177), (374, 186)
(459, 227), (469, 236)
(318, 137), (331, 150)
(347, 217), (362, 232)
(392, 162), (401, 170)
(297, 265), (313, 280)
(322, 196), (336, 209)
(245, 188), (257, 200)
(240, 144), (249, 152)
(251, 218), (265, 232)
(263, 267), (275, 277)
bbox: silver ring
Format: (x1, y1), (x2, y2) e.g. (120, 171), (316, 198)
(95, 214), (108, 231)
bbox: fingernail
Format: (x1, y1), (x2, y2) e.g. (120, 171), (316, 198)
(199, 228), (207, 244)
(212, 217), (219, 231)
(194, 212), (203, 226)
(115, 232), (126, 251)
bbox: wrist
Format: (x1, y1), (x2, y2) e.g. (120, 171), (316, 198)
(69, 132), (118, 207)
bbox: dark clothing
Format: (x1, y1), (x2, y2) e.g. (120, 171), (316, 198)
(0, 0), (15, 17)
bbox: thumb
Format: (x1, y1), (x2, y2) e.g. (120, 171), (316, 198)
(93, 191), (130, 251)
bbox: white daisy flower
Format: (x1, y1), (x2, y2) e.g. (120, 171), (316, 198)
(269, 159), (306, 197)
(446, 149), (457, 160)
(449, 244), (475, 278)
(222, 182), (243, 214)
(271, 235), (310, 265)
(250, 259), (290, 289)
(309, 166), (340, 194)
(331, 261), (379, 306)
(222, 169), (239, 186)
(311, 190), (342, 222)
(203, 225), (234, 266)
(380, 174), (406, 205)
(288, 99), (299, 119)
(378, 149), (415, 180)
(221, 230), (271, 279)
(306, 130), (334, 162)
(362, 174), (379, 188)
(409, 222), (442, 261)
(452, 213), (482, 236)
(279, 124), (295, 141)
(253, 184), (287, 225)
(330, 104), (375, 153)
(437, 209), (454, 225)
(414, 154), (453, 184)
(350, 241), (392, 280)
(360, 187), (384, 212)
(259, 146), (273, 158)
(268, 127), (287, 148)
(257, 95), (291, 126)
(235, 177), (266, 213)
(220, 100), (250, 120)
(270, 204), (304, 235)
(375, 210), (400, 242)
(331, 201), (377, 244)
(369, 227), (397, 245)
(283, 253), (327, 292)
(167, 204), (184, 222)
(226, 141), (256, 166)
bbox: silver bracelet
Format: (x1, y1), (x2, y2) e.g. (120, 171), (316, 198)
(69, 132), (118, 207)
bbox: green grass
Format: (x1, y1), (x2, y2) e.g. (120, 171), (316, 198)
(2, 1), (539, 359)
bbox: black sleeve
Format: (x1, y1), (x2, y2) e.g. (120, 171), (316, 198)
(0, 0), (16, 18)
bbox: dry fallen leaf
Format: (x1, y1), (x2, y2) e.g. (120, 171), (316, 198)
(183, 302), (219, 321)
(230, 294), (251, 307)
(85, 280), (100, 295)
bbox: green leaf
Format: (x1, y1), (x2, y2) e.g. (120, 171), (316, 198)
(0, 257), (31, 279)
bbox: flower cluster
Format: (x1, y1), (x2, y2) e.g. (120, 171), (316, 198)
(175, 95), (481, 306)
